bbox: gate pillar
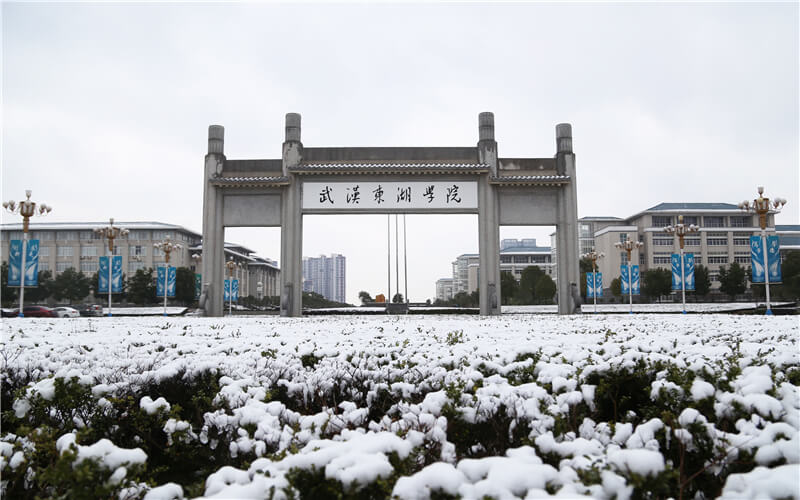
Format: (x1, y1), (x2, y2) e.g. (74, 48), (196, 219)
(202, 125), (226, 317)
(280, 113), (304, 317)
(477, 112), (501, 315)
(555, 123), (580, 314)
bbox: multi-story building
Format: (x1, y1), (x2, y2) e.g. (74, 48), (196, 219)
(586, 202), (784, 290)
(0, 221), (280, 299)
(445, 238), (554, 295)
(302, 254), (346, 303)
(435, 278), (455, 302)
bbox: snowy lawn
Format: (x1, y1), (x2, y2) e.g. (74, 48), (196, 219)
(1, 314), (798, 499)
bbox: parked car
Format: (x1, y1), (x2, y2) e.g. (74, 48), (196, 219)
(53, 306), (80, 318)
(21, 306), (57, 318)
(77, 304), (104, 317)
(1, 308), (19, 317)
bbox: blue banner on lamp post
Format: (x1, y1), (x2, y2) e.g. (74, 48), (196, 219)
(8, 239), (39, 287)
(587, 272), (603, 298)
(750, 236), (781, 283)
(157, 266), (177, 298)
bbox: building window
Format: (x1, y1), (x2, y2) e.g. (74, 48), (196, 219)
(709, 272), (720, 282)
(620, 252), (628, 265)
(81, 261), (98, 273)
(58, 231), (78, 241)
(707, 236), (728, 246)
(153, 247), (165, 258)
(685, 238), (700, 246)
(129, 230), (149, 241)
(579, 224), (592, 238)
(652, 216), (672, 227)
(532, 255), (549, 263)
(56, 262), (71, 273)
(39, 246), (50, 257)
(113, 246), (124, 256)
(130, 245), (146, 257)
(619, 233), (628, 243)
(639, 253), (645, 265)
(733, 237), (750, 246)
(708, 256), (729, 264)
(704, 216), (725, 228)
(31, 231), (54, 241)
(730, 216), (751, 228)
(513, 255), (528, 264)
(57, 246), (74, 257)
(653, 256), (672, 264)
(81, 246), (97, 257)
(39, 262), (50, 272)
(152, 230), (174, 241)
(653, 238), (673, 246)
(500, 255), (512, 264)
(683, 216), (699, 226)
(734, 255), (750, 264)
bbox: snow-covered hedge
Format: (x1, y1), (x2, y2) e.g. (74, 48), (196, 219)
(1, 315), (798, 499)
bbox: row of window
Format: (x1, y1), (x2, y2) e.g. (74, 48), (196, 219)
(1, 230), (199, 243)
(652, 236), (752, 247)
(499, 255), (551, 264)
(653, 254), (752, 266)
(651, 215), (752, 228)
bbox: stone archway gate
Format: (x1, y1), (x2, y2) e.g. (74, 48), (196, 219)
(201, 113), (579, 317)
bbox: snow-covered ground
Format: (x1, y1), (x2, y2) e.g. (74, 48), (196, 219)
(1, 314), (798, 499)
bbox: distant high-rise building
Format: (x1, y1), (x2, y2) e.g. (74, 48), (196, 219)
(302, 254), (346, 303)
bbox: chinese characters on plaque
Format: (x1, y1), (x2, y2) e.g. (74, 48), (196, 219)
(302, 182), (478, 210)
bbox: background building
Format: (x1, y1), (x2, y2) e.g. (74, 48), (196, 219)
(435, 278), (455, 302)
(302, 254), (346, 303)
(584, 203), (784, 291)
(443, 238), (554, 296)
(0, 221), (280, 299)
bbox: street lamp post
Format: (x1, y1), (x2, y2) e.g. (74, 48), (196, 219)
(153, 237), (182, 317)
(663, 215), (698, 314)
(739, 187), (787, 315)
(94, 218), (129, 317)
(614, 237), (644, 314)
(2, 191), (52, 317)
(225, 257), (240, 316)
(581, 250), (605, 314)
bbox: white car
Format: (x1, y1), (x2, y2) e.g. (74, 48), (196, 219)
(52, 306), (80, 318)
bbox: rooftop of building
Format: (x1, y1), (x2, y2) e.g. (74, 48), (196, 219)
(776, 225), (800, 232)
(0, 221), (202, 236)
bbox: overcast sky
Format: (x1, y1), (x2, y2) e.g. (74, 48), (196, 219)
(2, 2), (798, 304)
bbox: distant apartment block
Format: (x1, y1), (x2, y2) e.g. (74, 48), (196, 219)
(302, 254), (346, 303)
(435, 278), (455, 302)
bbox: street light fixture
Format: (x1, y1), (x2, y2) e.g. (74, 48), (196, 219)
(153, 237), (182, 317)
(581, 250), (605, 314)
(738, 186), (787, 315)
(663, 215), (699, 314)
(94, 218), (129, 317)
(2, 190), (52, 317)
(614, 237), (644, 314)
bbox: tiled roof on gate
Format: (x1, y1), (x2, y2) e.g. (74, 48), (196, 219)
(290, 162), (489, 174)
(211, 176), (290, 187)
(490, 175), (570, 185)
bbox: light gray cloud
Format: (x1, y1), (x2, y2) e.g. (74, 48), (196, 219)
(3, 2), (797, 304)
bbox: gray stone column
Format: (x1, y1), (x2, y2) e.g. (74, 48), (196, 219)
(202, 125), (226, 317)
(280, 113), (303, 317)
(555, 123), (580, 314)
(477, 112), (501, 315)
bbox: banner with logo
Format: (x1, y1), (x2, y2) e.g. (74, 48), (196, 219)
(671, 253), (696, 291)
(224, 279), (239, 302)
(98, 256), (123, 293)
(195, 273), (202, 299)
(586, 272), (603, 298)
(157, 266), (176, 297)
(621, 265), (640, 295)
(8, 239), (39, 287)
(751, 235), (782, 283)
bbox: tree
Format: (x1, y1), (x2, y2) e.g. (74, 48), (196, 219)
(358, 291), (373, 305)
(25, 270), (54, 303)
(534, 273), (557, 304)
(52, 268), (90, 304)
(718, 262), (747, 300)
(693, 265), (711, 299)
(1, 262), (18, 306)
(500, 271), (518, 305)
(174, 267), (196, 305)
(518, 266), (545, 304)
(579, 257), (594, 299)
(779, 251), (800, 300)
(128, 268), (156, 305)
(392, 293), (404, 303)
(641, 268), (672, 302)
(610, 277), (622, 299)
